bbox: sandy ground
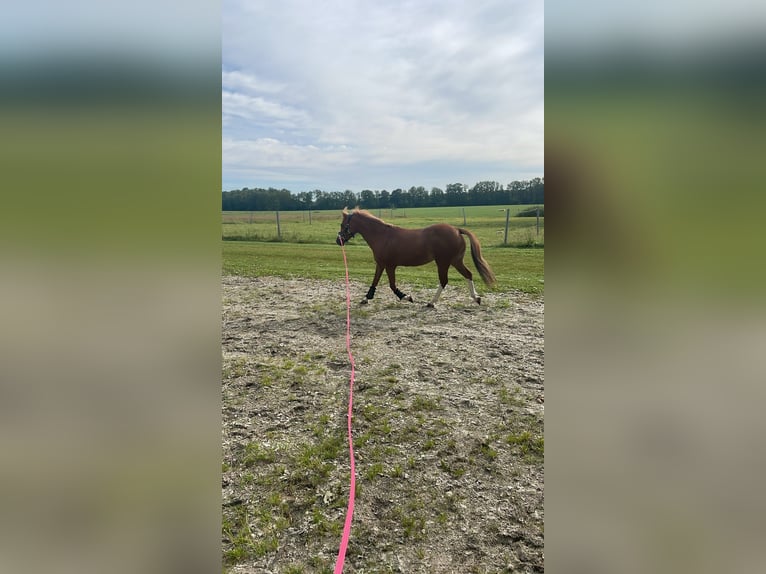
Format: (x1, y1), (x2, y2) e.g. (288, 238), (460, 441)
(222, 276), (544, 573)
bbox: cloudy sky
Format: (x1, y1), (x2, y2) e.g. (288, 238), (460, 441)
(222, 0), (543, 192)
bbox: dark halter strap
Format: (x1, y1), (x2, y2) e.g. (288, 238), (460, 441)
(343, 212), (355, 237)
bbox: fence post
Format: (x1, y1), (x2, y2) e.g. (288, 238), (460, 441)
(504, 208), (510, 245)
(276, 210), (281, 238)
(462, 207), (466, 226)
(309, 209), (312, 225)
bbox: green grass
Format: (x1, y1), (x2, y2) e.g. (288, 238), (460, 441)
(222, 240), (543, 294)
(507, 431), (545, 461)
(222, 204), (543, 294)
(223, 205), (544, 248)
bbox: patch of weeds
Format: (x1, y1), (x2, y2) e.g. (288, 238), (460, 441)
(402, 421), (421, 439)
(507, 431), (544, 461)
(499, 385), (525, 407)
(412, 395), (440, 411)
(380, 364), (401, 376)
(294, 435), (344, 487)
(376, 419), (393, 436)
(266, 491), (282, 506)
(315, 434), (345, 461)
(394, 501), (427, 540)
(284, 566), (305, 574)
(312, 413), (332, 438)
(478, 440), (498, 462)
(400, 515), (423, 540)
(223, 356), (248, 380)
(362, 403), (382, 421)
(364, 462), (384, 481)
(260, 374), (275, 387)
(439, 458), (466, 479)
(423, 438), (435, 451)
(356, 431), (372, 448)
(391, 464), (404, 478)
(308, 555), (333, 573)
(366, 444), (387, 462)
(311, 508), (341, 536)
(242, 442), (276, 467)
(354, 308), (372, 319)
(222, 505), (279, 566)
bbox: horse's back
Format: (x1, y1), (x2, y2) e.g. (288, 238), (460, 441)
(423, 224), (467, 258)
(424, 223), (463, 243)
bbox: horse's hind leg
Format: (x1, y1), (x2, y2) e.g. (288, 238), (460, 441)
(427, 262), (450, 307)
(386, 266), (413, 302)
(452, 260), (481, 305)
(361, 264), (385, 304)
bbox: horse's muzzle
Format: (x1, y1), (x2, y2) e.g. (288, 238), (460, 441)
(337, 231), (354, 245)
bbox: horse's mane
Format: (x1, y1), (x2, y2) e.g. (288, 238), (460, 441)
(345, 207), (396, 228)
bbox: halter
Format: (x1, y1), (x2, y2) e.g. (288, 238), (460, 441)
(338, 212), (356, 243)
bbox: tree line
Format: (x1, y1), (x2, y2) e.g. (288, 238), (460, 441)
(222, 178), (543, 211)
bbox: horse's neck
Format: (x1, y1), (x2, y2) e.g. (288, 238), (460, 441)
(356, 216), (387, 241)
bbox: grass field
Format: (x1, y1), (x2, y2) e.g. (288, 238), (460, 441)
(223, 205), (544, 248)
(222, 205), (544, 294)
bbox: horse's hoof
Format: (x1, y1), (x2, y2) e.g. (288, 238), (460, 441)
(360, 299), (369, 305)
(476, 297), (481, 305)
(406, 296), (414, 303)
(426, 302), (435, 308)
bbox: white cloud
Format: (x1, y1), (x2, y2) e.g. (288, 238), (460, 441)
(222, 0), (543, 190)
(222, 90), (309, 128)
(222, 137), (358, 184)
(222, 70), (285, 95)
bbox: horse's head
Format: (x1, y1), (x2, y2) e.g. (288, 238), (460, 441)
(336, 208), (357, 245)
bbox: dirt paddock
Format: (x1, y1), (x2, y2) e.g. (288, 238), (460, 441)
(222, 275), (544, 573)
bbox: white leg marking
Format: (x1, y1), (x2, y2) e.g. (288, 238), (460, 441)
(466, 279), (479, 301)
(429, 285), (444, 306)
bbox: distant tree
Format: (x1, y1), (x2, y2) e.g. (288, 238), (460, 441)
(445, 183), (468, 206)
(409, 186), (429, 207)
(343, 189), (358, 207)
(430, 187), (445, 206)
(222, 176), (542, 212)
(470, 181), (503, 205)
(360, 189), (376, 209)
(507, 178), (544, 204)
(390, 188), (403, 209)
(296, 191), (313, 210)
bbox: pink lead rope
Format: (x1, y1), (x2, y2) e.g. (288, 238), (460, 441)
(334, 240), (356, 573)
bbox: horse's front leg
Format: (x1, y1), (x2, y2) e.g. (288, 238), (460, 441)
(386, 266), (413, 302)
(361, 264), (385, 304)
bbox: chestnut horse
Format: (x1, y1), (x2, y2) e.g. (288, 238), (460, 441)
(336, 207), (496, 307)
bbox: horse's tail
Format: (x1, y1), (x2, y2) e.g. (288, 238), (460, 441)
(459, 228), (497, 287)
